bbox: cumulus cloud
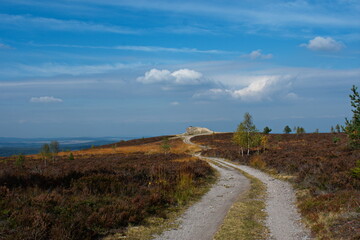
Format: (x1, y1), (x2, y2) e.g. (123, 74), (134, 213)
(300, 36), (344, 51)
(243, 49), (273, 60)
(30, 96), (63, 103)
(137, 68), (203, 85)
(194, 75), (294, 102)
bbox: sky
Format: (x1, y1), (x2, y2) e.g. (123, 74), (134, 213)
(0, 0), (359, 138)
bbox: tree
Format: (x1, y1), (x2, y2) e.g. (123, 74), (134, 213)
(233, 112), (261, 156)
(335, 124), (341, 133)
(330, 126), (335, 133)
(263, 126), (272, 134)
(40, 143), (51, 166)
(344, 85), (360, 148)
(50, 141), (60, 161)
(68, 152), (75, 160)
(296, 126), (305, 134)
(283, 125), (292, 134)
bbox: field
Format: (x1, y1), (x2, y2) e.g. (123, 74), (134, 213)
(193, 133), (360, 240)
(0, 137), (215, 240)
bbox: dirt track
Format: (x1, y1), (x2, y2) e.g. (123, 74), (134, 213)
(154, 136), (250, 240)
(155, 135), (311, 240)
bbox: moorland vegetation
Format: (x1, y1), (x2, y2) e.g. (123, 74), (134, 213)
(0, 138), (214, 240)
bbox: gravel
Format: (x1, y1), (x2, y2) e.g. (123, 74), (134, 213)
(153, 161), (250, 240)
(155, 135), (312, 240)
(208, 157), (312, 240)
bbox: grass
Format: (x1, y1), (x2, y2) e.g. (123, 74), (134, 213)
(213, 161), (269, 240)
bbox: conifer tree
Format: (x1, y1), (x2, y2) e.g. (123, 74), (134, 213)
(345, 85), (360, 148)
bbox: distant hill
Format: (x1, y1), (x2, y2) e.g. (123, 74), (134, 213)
(0, 137), (136, 157)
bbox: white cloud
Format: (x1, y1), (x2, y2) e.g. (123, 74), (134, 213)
(0, 14), (136, 34)
(30, 96), (63, 103)
(19, 62), (132, 76)
(300, 36), (344, 51)
(244, 49), (273, 60)
(30, 43), (229, 54)
(137, 68), (203, 85)
(115, 45), (225, 54)
(0, 43), (12, 49)
(170, 101), (180, 105)
(195, 75), (294, 102)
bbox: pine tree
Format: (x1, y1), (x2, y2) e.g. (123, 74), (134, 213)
(344, 85), (360, 148)
(283, 125), (292, 134)
(335, 124), (341, 133)
(263, 126), (272, 134)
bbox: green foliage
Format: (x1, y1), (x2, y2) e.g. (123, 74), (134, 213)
(335, 124), (341, 133)
(40, 143), (51, 160)
(351, 160), (360, 178)
(68, 152), (74, 160)
(333, 137), (340, 144)
(283, 125), (292, 134)
(262, 126), (272, 134)
(344, 85), (360, 149)
(296, 126), (306, 134)
(50, 141), (60, 154)
(160, 138), (171, 154)
(330, 126), (335, 133)
(233, 112), (260, 155)
(14, 154), (25, 167)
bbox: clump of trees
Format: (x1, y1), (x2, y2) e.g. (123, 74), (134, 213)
(295, 126), (306, 134)
(233, 112), (262, 156)
(344, 85), (360, 149)
(40, 141), (60, 165)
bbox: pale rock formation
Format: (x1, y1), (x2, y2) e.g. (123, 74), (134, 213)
(186, 126), (213, 135)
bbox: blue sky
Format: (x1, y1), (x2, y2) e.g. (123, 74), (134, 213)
(0, 0), (359, 137)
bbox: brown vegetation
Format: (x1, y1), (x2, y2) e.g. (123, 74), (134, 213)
(193, 133), (360, 239)
(0, 137), (214, 240)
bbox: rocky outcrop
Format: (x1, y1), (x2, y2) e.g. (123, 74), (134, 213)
(186, 126), (213, 135)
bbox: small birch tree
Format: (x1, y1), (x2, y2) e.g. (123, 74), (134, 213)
(233, 112), (260, 156)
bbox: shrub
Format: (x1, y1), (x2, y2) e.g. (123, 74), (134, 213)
(68, 152), (74, 160)
(249, 155), (266, 169)
(160, 138), (171, 154)
(351, 160), (360, 178)
(15, 154), (25, 167)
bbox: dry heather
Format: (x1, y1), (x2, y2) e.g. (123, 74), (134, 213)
(0, 137), (213, 240)
(193, 133), (360, 240)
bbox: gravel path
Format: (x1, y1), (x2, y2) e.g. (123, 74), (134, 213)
(155, 135), (312, 240)
(153, 158), (250, 240)
(207, 157), (312, 240)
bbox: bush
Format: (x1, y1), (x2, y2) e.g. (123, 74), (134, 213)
(351, 160), (360, 178)
(249, 155), (266, 169)
(14, 154), (25, 167)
